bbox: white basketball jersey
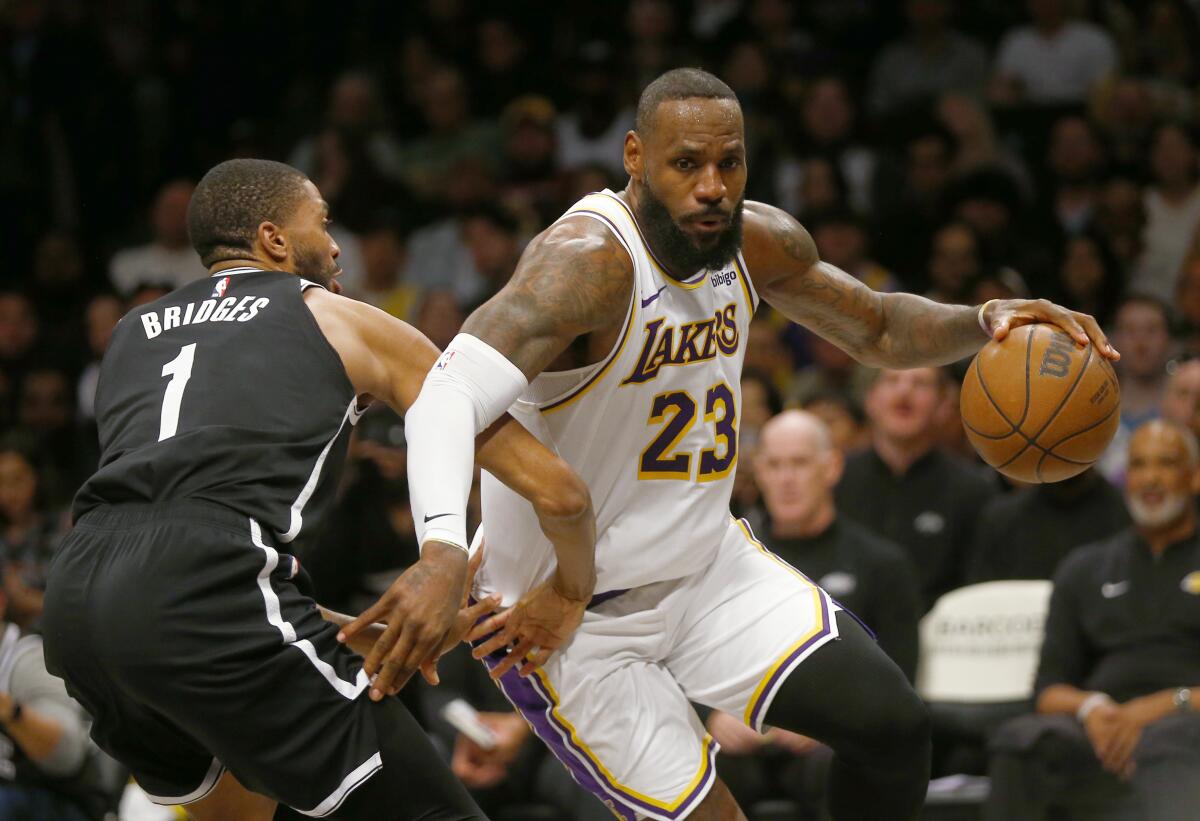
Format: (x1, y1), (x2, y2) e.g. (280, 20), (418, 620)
(477, 190), (759, 601)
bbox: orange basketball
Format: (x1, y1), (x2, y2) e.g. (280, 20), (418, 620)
(960, 323), (1121, 483)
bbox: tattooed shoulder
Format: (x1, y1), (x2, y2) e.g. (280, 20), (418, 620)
(462, 215), (634, 375)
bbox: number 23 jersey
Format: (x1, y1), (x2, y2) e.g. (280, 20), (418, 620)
(478, 190), (758, 601)
(73, 268), (360, 554)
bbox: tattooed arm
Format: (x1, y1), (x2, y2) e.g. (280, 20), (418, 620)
(741, 202), (1118, 367)
(462, 216), (634, 376)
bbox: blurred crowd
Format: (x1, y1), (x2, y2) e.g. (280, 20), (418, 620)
(6, 0), (1200, 818)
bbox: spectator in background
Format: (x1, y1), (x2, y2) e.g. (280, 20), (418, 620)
(780, 76), (876, 214)
(990, 0), (1117, 107)
(732, 368), (783, 522)
(789, 333), (874, 408)
(808, 207), (899, 293)
(28, 233), (87, 362)
(287, 70), (404, 183)
(925, 222), (984, 305)
(745, 317), (798, 400)
(1162, 358), (1200, 439)
(1094, 175), (1147, 276)
(1131, 0), (1200, 88)
(867, 0), (988, 118)
(472, 17), (540, 118)
(555, 42), (635, 179)
(986, 420), (1200, 821)
(1131, 122), (1200, 303)
(10, 367), (84, 509)
(969, 469), (1129, 583)
(398, 66), (499, 200)
(1098, 296), (1174, 485)
(355, 216), (421, 321)
(778, 154), (847, 223)
(706, 411), (920, 817)
(947, 167), (1052, 292)
(1093, 78), (1161, 171)
(0, 583), (97, 821)
(873, 122), (959, 280)
(107, 180), (206, 296)
(0, 450), (61, 628)
(414, 290), (467, 352)
(937, 93), (1031, 186)
(75, 294), (121, 423)
(1038, 115), (1109, 240)
(401, 159), (499, 305)
(803, 392), (867, 457)
(1178, 257), (1200, 355)
(836, 368), (995, 611)
(460, 205), (522, 305)
(1054, 233), (1123, 328)
(498, 95), (562, 226)
(0, 293), (38, 394)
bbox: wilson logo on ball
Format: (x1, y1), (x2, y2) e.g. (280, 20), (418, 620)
(1038, 332), (1074, 378)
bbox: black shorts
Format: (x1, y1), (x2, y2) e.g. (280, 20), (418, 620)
(43, 500), (481, 819)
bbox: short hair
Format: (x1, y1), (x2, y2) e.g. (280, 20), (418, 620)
(187, 159), (309, 267)
(635, 68), (738, 136)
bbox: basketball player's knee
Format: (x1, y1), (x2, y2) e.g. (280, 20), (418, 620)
(846, 683), (930, 766)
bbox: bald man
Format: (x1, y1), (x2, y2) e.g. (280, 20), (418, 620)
(987, 420), (1200, 821)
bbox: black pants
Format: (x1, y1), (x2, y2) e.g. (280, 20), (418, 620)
(762, 610), (932, 821)
(986, 712), (1200, 821)
(44, 501), (484, 820)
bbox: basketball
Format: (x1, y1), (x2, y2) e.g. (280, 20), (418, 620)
(961, 323), (1121, 483)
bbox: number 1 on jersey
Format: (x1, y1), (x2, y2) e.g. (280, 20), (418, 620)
(159, 343), (196, 441)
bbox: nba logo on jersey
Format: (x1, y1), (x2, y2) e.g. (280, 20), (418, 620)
(211, 276), (230, 299)
(435, 351), (456, 370)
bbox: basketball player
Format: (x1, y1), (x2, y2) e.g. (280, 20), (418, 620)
(347, 69), (1121, 821)
(41, 159), (597, 820)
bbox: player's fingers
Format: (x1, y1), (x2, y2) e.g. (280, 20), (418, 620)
(419, 659), (440, 686)
(361, 617), (403, 677)
(463, 595), (501, 625)
(1075, 312), (1119, 359)
(489, 638), (536, 680)
(1041, 302), (1088, 346)
(467, 610), (514, 646)
(992, 315), (1011, 341)
(371, 626), (419, 700)
(338, 600), (390, 643)
(472, 624), (518, 659)
(519, 646), (551, 677)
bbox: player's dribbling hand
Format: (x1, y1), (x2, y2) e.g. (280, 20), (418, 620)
(467, 571), (588, 679)
(982, 298), (1120, 360)
(338, 540), (470, 700)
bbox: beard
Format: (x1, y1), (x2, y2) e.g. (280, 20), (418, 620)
(1126, 490), (1190, 529)
(293, 242), (341, 291)
(636, 178), (744, 276)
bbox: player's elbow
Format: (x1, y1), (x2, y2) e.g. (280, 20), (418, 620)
(532, 458), (592, 523)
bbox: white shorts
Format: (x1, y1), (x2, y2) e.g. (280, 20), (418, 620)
(476, 518), (840, 820)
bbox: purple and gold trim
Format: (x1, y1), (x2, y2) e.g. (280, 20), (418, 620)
(732, 254), (759, 313)
(474, 639), (718, 820)
(733, 517), (839, 731)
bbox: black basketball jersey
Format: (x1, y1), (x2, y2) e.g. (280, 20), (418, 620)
(74, 267), (360, 553)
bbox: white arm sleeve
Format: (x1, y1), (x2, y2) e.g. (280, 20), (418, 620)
(406, 333), (529, 551)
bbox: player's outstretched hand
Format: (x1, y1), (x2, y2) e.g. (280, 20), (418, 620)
(982, 298), (1120, 360)
(338, 540), (469, 701)
(467, 572), (588, 679)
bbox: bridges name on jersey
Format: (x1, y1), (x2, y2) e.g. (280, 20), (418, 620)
(622, 302), (740, 384)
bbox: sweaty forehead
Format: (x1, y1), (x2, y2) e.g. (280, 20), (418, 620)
(648, 98), (744, 149)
